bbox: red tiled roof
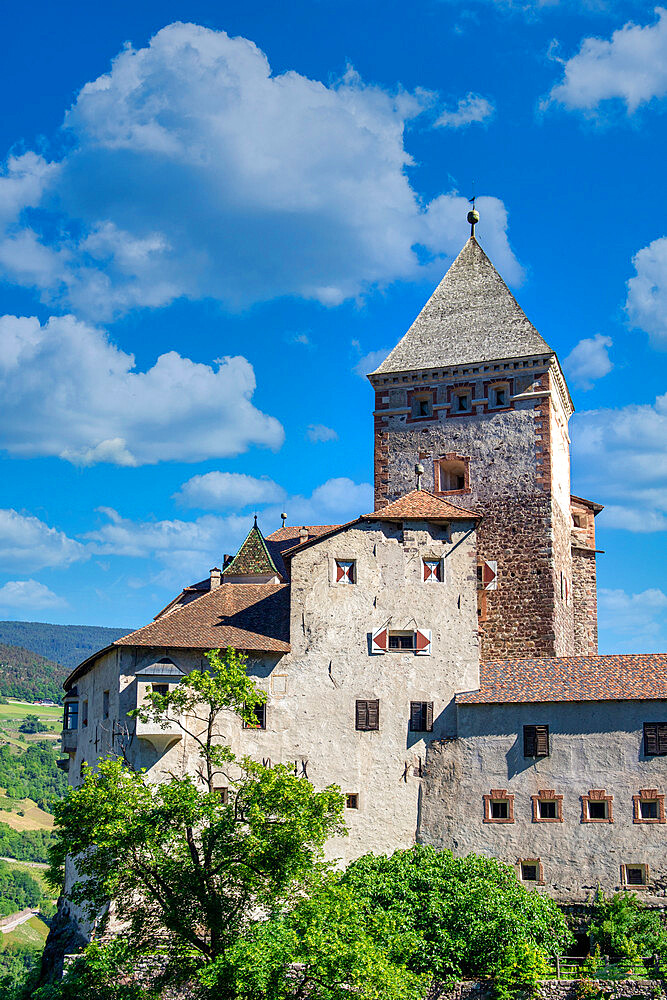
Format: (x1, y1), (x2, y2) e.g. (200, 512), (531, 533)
(457, 654), (667, 705)
(368, 490), (481, 521)
(114, 583), (290, 653)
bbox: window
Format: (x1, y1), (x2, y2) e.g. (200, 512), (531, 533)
(411, 394), (432, 419)
(102, 690), (110, 720)
(213, 786), (229, 804)
(335, 560), (355, 584)
(423, 559), (442, 582)
(483, 789), (514, 824)
(532, 789), (563, 823)
(63, 701), (78, 731)
(489, 384), (509, 409)
(243, 702), (267, 730)
(81, 701), (88, 729)
(346, 793), (359, 809)
(582, 790), (613, 824)
(560, 572), (570, 605)
(437, 458), (468, 491)
(523, 725), (549, 758)
(622, 864), (648, 887)
(356, 700), (379, 731)
(452, 390), (472, 414)
(477, 560), (498, 592)
(643, 722), (667, 756)
(633, 789), (665, 824)
(521, 863), (538, 882)
(389, 632), (416, 651)
(152, 683), (169, 697)
(409, 701), (434, 733)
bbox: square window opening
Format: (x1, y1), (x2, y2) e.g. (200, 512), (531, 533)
(490, 385), (509, 409)
(588, 800), (608, 821)
(243, 702), (267, 730)
(539, 800), (557, 820)
(346, 793), (359, 809)
(438, 458), (468, 492)
(388, 631), (416, 651)
(491, 800), (509, 820)
(454, 391), (472, 413)
(626, 866), (647, 886)
(335, 560), (356, 584)
(152, 683), (169, 697)
(214, 786), (229, 804)
(640, 800), (659, 820)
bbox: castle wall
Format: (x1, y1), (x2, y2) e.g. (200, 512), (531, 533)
(419, 700), (667, 904)
(572, 550), (598, 656)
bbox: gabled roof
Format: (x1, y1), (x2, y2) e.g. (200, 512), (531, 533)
(367, 490), (481, 522)
(457, 654), (667, 705)
(372, 237), (553, 375)
(265, 525), (341, 578)
(223, 521), (280, 578)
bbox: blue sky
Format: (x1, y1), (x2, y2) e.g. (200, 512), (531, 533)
(0, 0), (665, 653)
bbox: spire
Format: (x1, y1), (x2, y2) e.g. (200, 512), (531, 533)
(370, 234), (552, 375)
(222, 520), (279, 579)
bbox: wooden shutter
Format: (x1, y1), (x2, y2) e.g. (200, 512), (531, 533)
(371, 625), (388, 654)
(644, 723), (667, 756)
(356, 700), (367, 730)
(356, 699), (379, 731)
(659, 724), (667, 754)
(426, 701), (434, 732)
(409, 702), (422, 732)
(367, 700), (379, 730)
(524, 724), (549, 756)
(482, 560), (497, 591)
(336, 561), (345, 582)
(415, 628), (431, 655)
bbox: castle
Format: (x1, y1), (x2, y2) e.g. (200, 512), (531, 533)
(59, 220), (667, 933)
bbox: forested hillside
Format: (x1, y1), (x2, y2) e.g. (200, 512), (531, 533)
(0, 623), (131, 672)
(0, 647), (65, 705)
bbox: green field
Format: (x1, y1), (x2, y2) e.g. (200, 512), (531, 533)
(0, 701), (61, 753)
(0, 914), (49, 951)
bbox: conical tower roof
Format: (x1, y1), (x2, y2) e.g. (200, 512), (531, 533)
(372, 237), (552, 375)
(223, 520), (280, 578)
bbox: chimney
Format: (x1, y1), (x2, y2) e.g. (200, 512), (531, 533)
(210, 567), (222, 589)
(299, 526), (309, 544)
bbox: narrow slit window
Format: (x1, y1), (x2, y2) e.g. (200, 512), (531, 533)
(81, 700), (88, 729)
(102, 690), (110, 720)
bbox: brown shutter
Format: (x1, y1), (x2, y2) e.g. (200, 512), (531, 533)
(426, 701), (434, 732)
(535, 725), (549, 756)
(356, 700), (367, 730)
(423, 561), (429, 581)
(410, 702), (422, 731)
(336, 561), (344, 582)
(367, 699), (379, 730)
(371, 626), (387, 654)
(523, 725), (536, 757)
(658, 724), (667, 754)
(644, 723), (666, 756)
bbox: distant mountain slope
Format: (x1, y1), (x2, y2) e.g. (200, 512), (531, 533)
(0, 646), (66, 704)
(0, 623), (132, 673)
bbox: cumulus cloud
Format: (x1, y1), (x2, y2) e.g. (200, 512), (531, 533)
(0, 579), (66, 611)
(0, 509), (85, 572)
(626, 236), (667, 346)
(545, 8), (667, 114)
(0, 314), (283, 466)
(354, 348), (391, 378)
(0, 23), (521, 319)
(306, 424), (338, 443)
(563, 333), (613, 389)
(174, 472), (286, 510)
(598, 587), (667, 650)
(435, 93), (494, 128)
(572, 392), (667, 530)
(87, 477), (374, 588)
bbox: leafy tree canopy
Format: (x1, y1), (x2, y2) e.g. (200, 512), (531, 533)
(588, 891), (667, 960)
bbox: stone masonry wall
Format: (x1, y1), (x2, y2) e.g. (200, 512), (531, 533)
(572, 549), (598, 656)
(428, 980), (667, 1000)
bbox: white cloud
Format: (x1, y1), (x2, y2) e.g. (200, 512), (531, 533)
(0, 23), (521, 319)
(306, 424), (338, 443)
(0, 314), (283, 466)
(626, 236), (667, 346)
(0, 509), (85, 572)
(435, 93), (494, 128)
(545, 8), (667, 114)
(572, 392), (667, 530)
(0, 579), (66, 611)
(598, 587), (667, 650)
(563, 333), (613, 389)
(354, 348), (391, 378)
(174, 472), (286, 510)
(86, 477), (373, 588)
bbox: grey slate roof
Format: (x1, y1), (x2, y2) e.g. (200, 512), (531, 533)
(372, 237), (553, 375)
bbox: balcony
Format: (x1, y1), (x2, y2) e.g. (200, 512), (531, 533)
(61, 729), (78, 752)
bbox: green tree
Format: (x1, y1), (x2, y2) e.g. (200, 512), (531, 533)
(19, 715), (42, 735)
(588, 891), (667, 962)
(48, 649), (346, 979)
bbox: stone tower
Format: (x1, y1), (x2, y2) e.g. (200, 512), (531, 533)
(369, 231), (600, 659)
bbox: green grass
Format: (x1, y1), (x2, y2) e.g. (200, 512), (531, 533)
(0, 915), (49, 952)
(0, 703), (61, 724)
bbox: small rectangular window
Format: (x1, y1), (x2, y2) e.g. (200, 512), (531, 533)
(213, 786), (228, 804)
(523, 725), (549, 758)
(409, 701), (434, 732)
(521, 863), (538, 882)
(102, 691), (110, 720)
(152, 683), (169, 697)
(346, 793), (359, 809)
(491, 800), (509, 820)
(640, 800), (658, 820)
(492, 387), (507, 408)
(64, 702), (78, 731)
(625, 866), (646, 886)
(454, 391), (471, 413)
(388, 631), (415, 650)
(539, 800), (557, 820)
(243, 702), (266, 730)
(588, 800), (608, 821)
(644, 722), (667, 756)
(423, 559), (442, 582)
(335, 560), (355, 584)
(81, 701), (88, 729)
(356, 699), (379, 731)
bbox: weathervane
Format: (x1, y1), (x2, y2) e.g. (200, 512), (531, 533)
(467, 191), (479, 238)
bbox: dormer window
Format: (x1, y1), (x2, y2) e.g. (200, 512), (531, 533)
(335, 560), (355, 584)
